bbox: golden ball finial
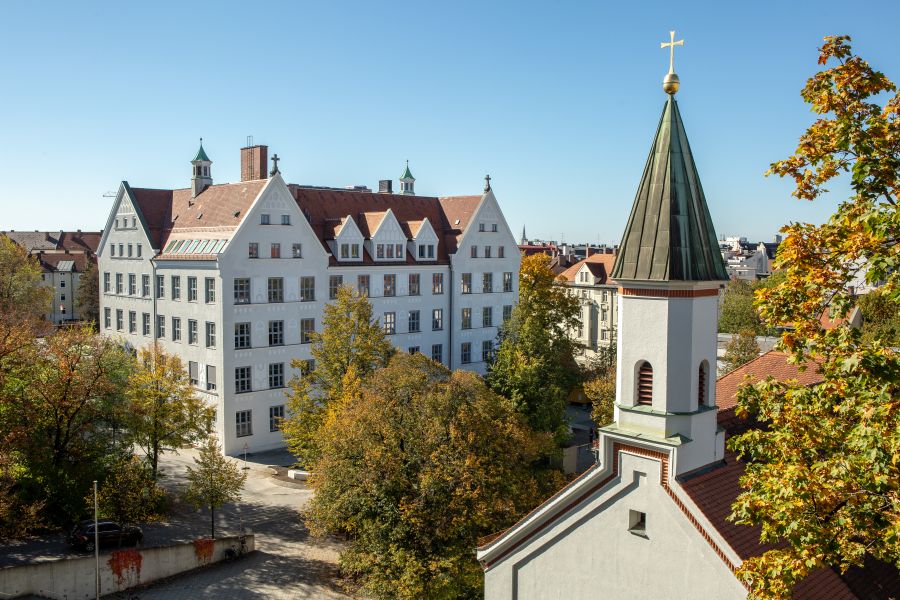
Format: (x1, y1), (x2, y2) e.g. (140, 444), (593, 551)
(663, 72), (680, 94)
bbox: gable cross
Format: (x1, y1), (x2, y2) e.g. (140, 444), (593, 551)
(270, 154), (280, 176)
(661, 30), (684, 74)
(484, 174), (491, 192)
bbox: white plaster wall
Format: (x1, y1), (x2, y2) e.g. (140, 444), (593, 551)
(483, 453), (745, 600)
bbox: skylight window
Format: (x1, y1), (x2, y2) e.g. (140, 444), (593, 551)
(164, 240), (176, 252)
(172, 240), (186, 253)
(185, 240), (200, 253)
(212, 239), (227, 254)
(195, 240), (211, 254)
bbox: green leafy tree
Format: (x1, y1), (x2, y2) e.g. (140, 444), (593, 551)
(74, 260), (100, 328)
(306, 353), (560, 599)
(184, 436), (246, 539)
(728, 36), (900, 598)
(718, 279), (764, 335)
(585, 370), (616, 428)
(857, 290), (900, 345)
(281, 286), (393, 466)
(123, 343), (214, 479)
(719, 330), (761, 376)
(92, 456), (168, 526)
(0, 235), (51, 321)
(487, 254), (581, 442)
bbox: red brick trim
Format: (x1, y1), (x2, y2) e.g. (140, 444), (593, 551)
(619, 287), (719, 298)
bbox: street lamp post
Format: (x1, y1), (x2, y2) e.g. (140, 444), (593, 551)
(93, 479), (100, 599)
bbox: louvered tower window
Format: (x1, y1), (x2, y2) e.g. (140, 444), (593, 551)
(637, 362), (653, 405)
(698, 361), (708, 406)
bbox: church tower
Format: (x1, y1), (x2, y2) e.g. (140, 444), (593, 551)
(191, 139), (213, 197)
(605, 33), (728, 476)
(399, 160), (415, 195)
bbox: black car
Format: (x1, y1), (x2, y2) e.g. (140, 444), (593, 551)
(69, 520), (143, 552)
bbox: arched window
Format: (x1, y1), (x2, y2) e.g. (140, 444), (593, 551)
(637, 361), (653, 405)
(698, 361), (708, 406)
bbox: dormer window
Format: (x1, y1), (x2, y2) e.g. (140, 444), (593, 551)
(260, 214), (270, 225)
(341, 244), (349, 259)
(386, 244), (394, 259)
(396, 244), (404, 258)
(377, 244), (385, 259)
(479, 223), (485, 232)
(492, 224), (498, 232)
(281, 215), (291, 225)
(351, 244), (360, 259)
(637, 361), (653, 405)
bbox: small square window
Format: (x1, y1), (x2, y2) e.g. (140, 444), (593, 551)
(261, 214), (271, 225)
(628, 510), (647, 537)
(281, 214), (291, 226)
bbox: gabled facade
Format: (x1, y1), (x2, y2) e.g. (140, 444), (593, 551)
(558, 253), (618, 361)
(98, 146), (519, 455)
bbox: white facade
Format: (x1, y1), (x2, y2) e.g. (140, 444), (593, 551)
(560, 258), (618, 362)
(98, 167), (519, 456)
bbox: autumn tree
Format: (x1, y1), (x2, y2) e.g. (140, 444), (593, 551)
(184, 436), (246, 539)
(719, 329), (761, 376)
(92, 456), (168, 526)
(123, 343), (214, 479)
(75, 259), (100, 328)
(0, 235), (51, 321)
(728, 36), (900, 598)
(306, 353), (560, 599)
(281, 285), (393, 466)
(487, 254), (581, 441)
(857, 289), (900, 345)
(585, 370), (616, 428)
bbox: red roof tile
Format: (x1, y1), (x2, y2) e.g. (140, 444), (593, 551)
(559, 253), (618, 283)
(715, 351), (823, 412)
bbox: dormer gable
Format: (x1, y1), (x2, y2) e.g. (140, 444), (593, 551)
(576, 263), (597, 284)
(367, 208), (407, 261)
(411, 217), (438, 261)
(334, 215), (364, 261)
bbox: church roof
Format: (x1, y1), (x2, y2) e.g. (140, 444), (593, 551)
(193, 144), (210, 162)
(400, 161), (415, 180)
(611, 96), (728, 282)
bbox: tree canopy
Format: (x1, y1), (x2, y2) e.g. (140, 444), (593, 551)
(184, 436), (246, 539)
(719, 330), (761, 376)
(75, 260), (100, 328)
(728, 36), (900, 598)
(306, 352), (560, 599)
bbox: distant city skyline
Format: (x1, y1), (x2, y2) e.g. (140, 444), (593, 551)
(1, 1), (897, 242)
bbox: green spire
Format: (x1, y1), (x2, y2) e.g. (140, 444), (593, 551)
(611, 96), (727, 282)
(193, 139), (211, 162)
(400, 160), (415, 181)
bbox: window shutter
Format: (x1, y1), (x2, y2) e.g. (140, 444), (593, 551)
(698, 363), (707, 406)
(637, 363), (653, 405)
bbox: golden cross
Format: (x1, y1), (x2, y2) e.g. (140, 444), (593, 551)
(660, 30), (684, 74)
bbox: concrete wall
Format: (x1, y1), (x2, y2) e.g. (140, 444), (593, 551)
(0, 534), (254, 599)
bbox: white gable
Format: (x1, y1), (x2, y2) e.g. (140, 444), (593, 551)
(334, 215), (364, 261)
(368, 209), (407, 261)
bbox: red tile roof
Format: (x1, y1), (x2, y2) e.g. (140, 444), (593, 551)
(2, 231), (101, 254)
(715, 351), (823, 412)
(559, 253), (618, 283)
(37, 252), (91, 272)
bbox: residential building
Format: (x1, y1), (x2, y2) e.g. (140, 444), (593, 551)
(1, 230), (101, 323)
(558, 252), (618, 361)
(97, 143), (519, 455)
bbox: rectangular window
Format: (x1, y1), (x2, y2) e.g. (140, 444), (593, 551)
(172, 275), (181, 300)
(498, 246), (505, 258)
(142, 313), (151, 336)
(128, 243), (133, 257)
(188, 319), (198, 345)
(206, 365), (216, 391)
(156, 275), (164, 298)
(357, 275), (370, 296)
(119, 243), (123, 256)
(461, 308), (472, 329)
(471, 245), (478, 258)
(260, 213), (270, 225)
(137, 244), (142, 258)
(503, 272), (513, 293)
(482, 340), (493, 362)
(172, 317), (182, 341)
(386, 244), (394, 259)
(300, 318), (315, 344)
(269, 405), (285, 432)
(205, 322), (216, 348)
(432, 308), (443, 331)
(340, 243), (349, 259)
(189, 361), (199, 386)
(503, 305), (513, 322)
(116, 309), (123, 331)
(269, 277), (284, 303)
(479, 223), (485, 232)
(116, 273), (123, 294)
(483, 272), (493, 293)
(462, 273), (472, 294)
(235, 367), (252, 394)
(128, 273), (136, 295)
(234, 322), (251, 349)
(268, 320), (284, 346)
(104, 307), (111, 329)
(431, 344), (443, 364)
(249, 242), (259, 259)
(376, 244), (385, 259)
(384, 274), (396, 297)
(351, 244), (360, 259)
(234, 278), (250, 304)
(428, 244), (434, 259)
(156, 315), (165, 338)
(396, 243), (404, 258)
(485, 246), (492, 258)
(409, 346), (419, 354)
(432, 273), (444, 294)
(269, 363), (285, 389)
(329, 275), (343, 300)
(298, 276), (314, 301)
(408, 310), (420, 333)
(408, 273), (420, 296)
(110, 243), (115, 257)
(270, 243), (280, 259)
(281, 214), (291, 226)
(128, 311), (137, 334)
(418, 245), (426, 259)
(142, 274), (150, 297)
(492, 223), (498, 232)
(461, 342), (472, 364)
(205, 278), (215, 303)
(292, 243), (302, 258)
(236, 410), (252, 437)
(483, 306), (493, 328)
(383, 312), (396, 335)
(601, 308), (609, 322)
(103, 272), (110, 293)
(187, 277), (198, 301)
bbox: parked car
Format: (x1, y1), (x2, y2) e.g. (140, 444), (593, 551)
(68, 520), (143, 552)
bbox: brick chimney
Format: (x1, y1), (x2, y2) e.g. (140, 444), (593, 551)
(378, 179), (393, 194)
(240, 145), (268, 182)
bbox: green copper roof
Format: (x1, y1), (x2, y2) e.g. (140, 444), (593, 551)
(193, 144), (210, 162)
(400, 162), (415, 180)
(611, 96), (727, 282)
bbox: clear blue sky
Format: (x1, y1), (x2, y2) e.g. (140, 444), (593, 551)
(1, 1), (897, 244)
